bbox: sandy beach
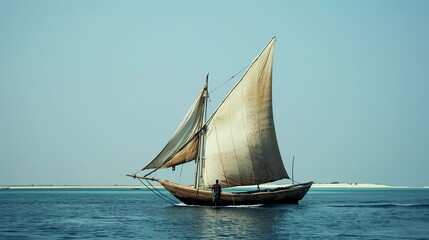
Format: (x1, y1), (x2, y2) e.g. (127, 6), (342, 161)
(0, 185), (147, 190)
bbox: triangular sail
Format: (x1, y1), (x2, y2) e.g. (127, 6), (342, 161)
(202, 37), (289, 188)
(143, 85), (206, 170)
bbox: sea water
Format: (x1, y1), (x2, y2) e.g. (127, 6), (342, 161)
(1, 188), (428, 239)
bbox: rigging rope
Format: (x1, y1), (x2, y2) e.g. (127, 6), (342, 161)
(209, 65), (247, 94)
(178, 164), (184, 183)
(146, 179), (178, 204)
(136, 178), (177, 205)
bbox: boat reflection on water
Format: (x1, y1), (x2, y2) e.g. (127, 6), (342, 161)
(163, 204), (294, 239)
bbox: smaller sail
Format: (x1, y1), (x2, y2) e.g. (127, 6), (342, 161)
(143, 85), (206, 170)
(160, 134), (200, 168)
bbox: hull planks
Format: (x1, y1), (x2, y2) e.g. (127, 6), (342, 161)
(159, 180), (313, 206)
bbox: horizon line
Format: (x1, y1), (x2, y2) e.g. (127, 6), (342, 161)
(2, 183), (428, 189)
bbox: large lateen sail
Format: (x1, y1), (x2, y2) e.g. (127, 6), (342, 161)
(202, 37), (289, 188)
(143, 85), (207, 170)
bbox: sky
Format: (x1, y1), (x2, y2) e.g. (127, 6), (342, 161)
(1, 0), (428, 187)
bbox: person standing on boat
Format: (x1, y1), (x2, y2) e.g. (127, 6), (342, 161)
(211, 179), (222, 206)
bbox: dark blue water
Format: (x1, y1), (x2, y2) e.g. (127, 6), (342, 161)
(1, 188), (428, 239)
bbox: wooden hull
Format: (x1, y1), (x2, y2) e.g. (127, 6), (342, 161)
(159, 180), (313, 206)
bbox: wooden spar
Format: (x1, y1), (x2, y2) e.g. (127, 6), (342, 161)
(126, 174), (160, 182)
(194, 74), (210, 189)
(292, 155), (295, 185)
(199, 73), (209, 189)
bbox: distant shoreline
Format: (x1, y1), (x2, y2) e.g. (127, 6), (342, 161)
(1, 183), (428, 190)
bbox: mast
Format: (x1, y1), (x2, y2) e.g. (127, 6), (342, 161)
(194, 73), (209, 189)
(292, 156), (295, 185)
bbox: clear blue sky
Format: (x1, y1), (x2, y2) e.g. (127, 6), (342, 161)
(1, 1), (428, 187)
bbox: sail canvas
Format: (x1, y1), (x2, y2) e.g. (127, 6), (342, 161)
(202, 38), (289, 188)
(143, 85), (206, 170)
